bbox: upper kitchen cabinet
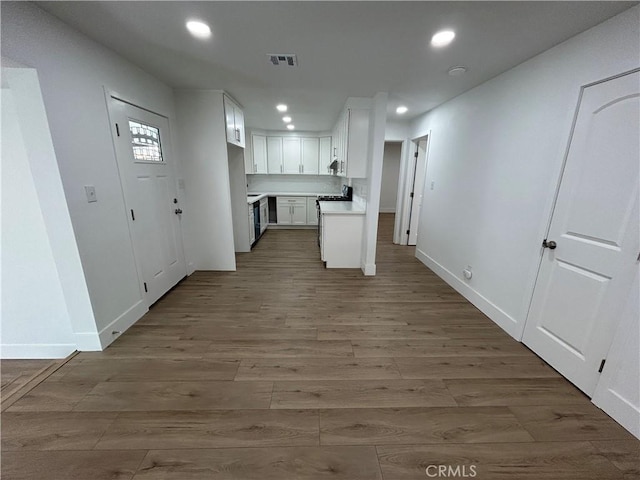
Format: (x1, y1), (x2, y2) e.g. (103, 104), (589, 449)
(301, 137), (320, 175)
(251, 134), (268, 174)
(319, 136), (332, 175)
(267, 136), (283, 173)
(282, 137), (301, 173)
(332, 106), (370, 178)
(224, 95), (245, 148)
(257, 135), (323, 175)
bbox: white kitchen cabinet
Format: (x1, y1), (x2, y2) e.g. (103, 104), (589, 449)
(332, 107), (370, 178)
(282, 137), (301, 174)
(248, 205), (256, 244)
(267, 137), (283, 173)
(301, 137), (320, 174)
(251, 135), (268, 174)
(224, 95), (245, 148)
(260, 198), (268, 234)
(277, 196), (306, 225)
(319, 136), (332, 175)
(321, 211), (365, 268)
(306, 197), (318, 225)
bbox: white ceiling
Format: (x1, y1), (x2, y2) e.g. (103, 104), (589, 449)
(37, 1), (635, 131)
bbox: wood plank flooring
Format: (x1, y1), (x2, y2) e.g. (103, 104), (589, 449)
(2, 214), (638, 479)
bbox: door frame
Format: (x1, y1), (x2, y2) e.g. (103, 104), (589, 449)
(394, 132), (430, 246)
(104, 87), (187, 308)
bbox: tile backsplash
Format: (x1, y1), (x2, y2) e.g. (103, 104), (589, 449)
(247, 175), (342, 194)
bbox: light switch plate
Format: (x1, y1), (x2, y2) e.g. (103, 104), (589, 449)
(84, 185), (97, 203)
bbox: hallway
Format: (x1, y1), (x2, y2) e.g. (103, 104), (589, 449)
(2, 214), (637, 479)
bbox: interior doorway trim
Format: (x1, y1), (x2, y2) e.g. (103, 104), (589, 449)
(394, 132), (430, 246)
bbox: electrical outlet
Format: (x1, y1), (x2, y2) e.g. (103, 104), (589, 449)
(84, 185), (97, 203)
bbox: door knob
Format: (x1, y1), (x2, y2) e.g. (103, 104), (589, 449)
(542, 239), (557, 250)
(175, 208), (183, 215)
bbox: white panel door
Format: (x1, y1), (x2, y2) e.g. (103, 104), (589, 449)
(523, 71), (640, 395)
(408, 137), (428, 246)
(251, 135), (267, 174)
(301, 137), (320, 174)
(282, 137), (301, 174)
(109, 98), (187, 306)
(267, 136), (283, 174)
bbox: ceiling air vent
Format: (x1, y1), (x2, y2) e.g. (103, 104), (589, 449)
(268, 54), (298, 67)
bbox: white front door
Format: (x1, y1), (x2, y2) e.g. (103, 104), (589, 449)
(523, 70), (639, 395)
(108, 97), (187, 306)
(408, 137), (428, 245)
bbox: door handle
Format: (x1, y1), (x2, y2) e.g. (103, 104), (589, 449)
(542, 239), (557, 250)
(175, 208), (183, 215)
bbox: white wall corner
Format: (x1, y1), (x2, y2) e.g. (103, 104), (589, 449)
(97, 299), (148, 350)
(361, 92), (388, 274)
(73, 333), (103, 352)
(361, 262), (377, 276)
(415, 248), (522, 339)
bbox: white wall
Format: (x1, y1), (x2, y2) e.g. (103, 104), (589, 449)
(360, 92), (388, 276)
(1, 3), (180, 348)
(385, 120), (410, 141)
(228, 145), (251, 253)
(380, 143), (402, 213)
(247, 175), (341, 194)
(1, 85), (77, 358)
(410, 6), (640, 339)
(174, 90), (236, 271)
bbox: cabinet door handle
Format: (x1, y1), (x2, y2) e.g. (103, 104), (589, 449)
(235, 128), (240, 142)
(301, 164), (304, 173)
(254, 163), (257, 173)
(280, 165), (283, 173)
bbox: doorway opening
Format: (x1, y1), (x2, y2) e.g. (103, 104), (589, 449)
(393, 134), (430, 246)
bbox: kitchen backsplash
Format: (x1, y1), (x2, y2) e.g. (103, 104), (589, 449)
(351, 178), (368, 206)
(247, 175), (342, 193)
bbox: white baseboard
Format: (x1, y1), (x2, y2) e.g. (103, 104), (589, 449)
(1, 343), (76, 359)
(97, 299), (148, 350)
(415, 248), (522, 339)
(362, 262), (377, 276)
(593, 388), (640, 439)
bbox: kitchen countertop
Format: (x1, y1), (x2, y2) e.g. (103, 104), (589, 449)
(246, 192), (340, 204)
(318, 201), (366, 215)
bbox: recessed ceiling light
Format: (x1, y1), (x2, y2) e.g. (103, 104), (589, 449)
(276, 104), (288, 112)
(186, 20), (211, 39)
(287, 124), (295, 130)
(448, 66), (468, 76)
(431, 30), (455, 47)
(282, 116), (292, 123)
(396, 106), (408, 115)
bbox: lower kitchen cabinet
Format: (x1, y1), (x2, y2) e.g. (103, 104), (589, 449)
(306, 197), (318, 225)
(259, 198), (268, 234)
(276, 196), (307, 225)
(321, 212), (364, 268)
(248, 206), (256, 244)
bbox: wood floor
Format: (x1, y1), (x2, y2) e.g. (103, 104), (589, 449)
(2, 214), (638, 479)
